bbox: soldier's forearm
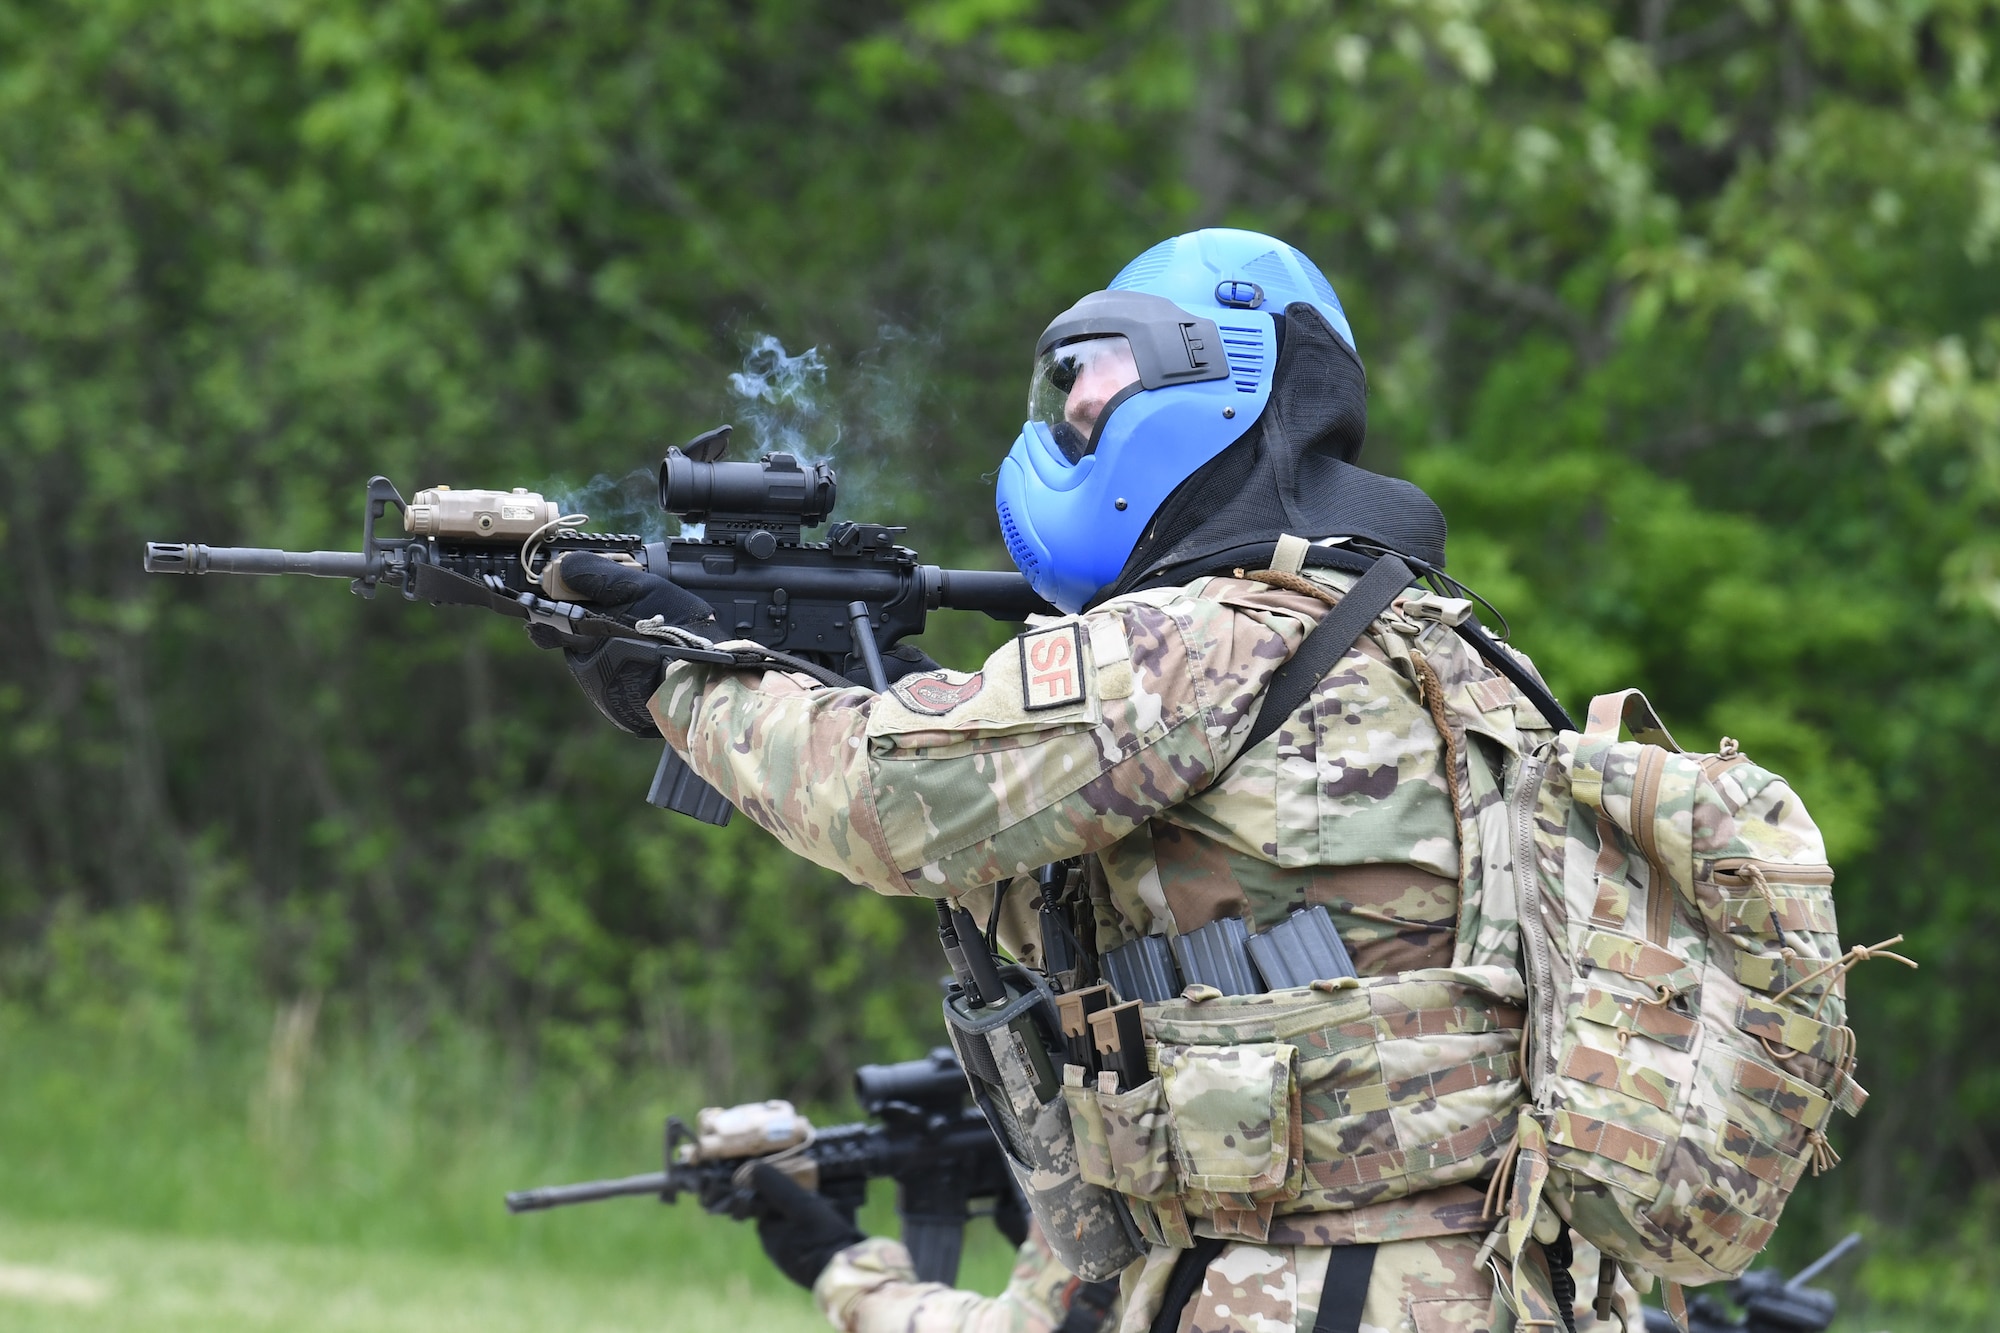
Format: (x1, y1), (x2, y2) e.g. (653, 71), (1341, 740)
(654, 664), (907, 893)
(815, 1236), (1069, 1333)
(650, 587), (1316, 900)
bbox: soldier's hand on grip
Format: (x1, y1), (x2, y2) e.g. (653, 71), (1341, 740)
(532, 553), (714, 737)
(878, 642), (944, 683)
(541, 551), (714, 626)
(746, 1162), (865, 1290)
(992, 1179), (1030, 1248)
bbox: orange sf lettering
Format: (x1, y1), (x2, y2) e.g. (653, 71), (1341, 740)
(1028, 634), (1075, 697)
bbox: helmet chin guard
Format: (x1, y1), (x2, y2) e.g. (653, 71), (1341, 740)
(997, 228), (1344, 611)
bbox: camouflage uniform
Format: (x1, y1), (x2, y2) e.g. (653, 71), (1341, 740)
(651, 568), (1598, 1332)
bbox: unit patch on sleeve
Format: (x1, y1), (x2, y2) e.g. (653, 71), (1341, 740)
(892, 670), (986, 717)
(1017, 622), (1086, 710)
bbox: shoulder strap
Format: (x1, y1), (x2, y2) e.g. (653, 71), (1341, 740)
(1450, 619), (1577, 732)
(1236, 551), (1579, 758)
(1241, 553), (1414, 755)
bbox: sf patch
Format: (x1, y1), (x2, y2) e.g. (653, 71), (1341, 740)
(892, 671), (985, 716)
(1018, 622), (1085, 710)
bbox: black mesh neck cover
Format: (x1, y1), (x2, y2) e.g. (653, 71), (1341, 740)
(1095, 303), (1447, 605)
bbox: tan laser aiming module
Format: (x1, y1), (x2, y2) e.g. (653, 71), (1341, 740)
(404, 486), (561, 540)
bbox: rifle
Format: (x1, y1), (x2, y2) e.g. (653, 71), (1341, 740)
(142, 424), (1052, 824)
(503, 1047), (1015, 1287)
(1642, 1232), (1863, 1333)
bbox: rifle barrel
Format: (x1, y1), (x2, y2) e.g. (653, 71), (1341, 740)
(144, 543), (376, 579)
(504, 1171), (670, 1213)
(933, 568), (1053, 620)
(1787, 1231), (1863, 1289)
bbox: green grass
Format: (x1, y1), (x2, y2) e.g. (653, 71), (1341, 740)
(0, 1011), (1020, 1331)
(0, 1214), (826, 1333)
(2, 1010), (1984, 1333)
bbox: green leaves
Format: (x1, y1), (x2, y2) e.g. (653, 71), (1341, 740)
(3, 0), (1998, 1265)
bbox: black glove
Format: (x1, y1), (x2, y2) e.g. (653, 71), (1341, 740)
(543, 552), (715, 626)
(850, 642), (944, 688)
(556, 636), (671, 736)
(747, 1162), (865, 1290)
(992, 1180), (1029, 1248)
(1057, 1279), (1122, 1333)
(528, 553), (715, 737)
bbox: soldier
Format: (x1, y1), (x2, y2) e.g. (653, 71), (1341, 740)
(548, 229), (1634, 1332)
(744, 1163), (1119, 1333)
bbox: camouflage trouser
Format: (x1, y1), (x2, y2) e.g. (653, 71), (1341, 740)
(1116, 1232), (1638, 1333)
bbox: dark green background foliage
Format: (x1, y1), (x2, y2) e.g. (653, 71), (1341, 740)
(4, 0), (1997, 1253)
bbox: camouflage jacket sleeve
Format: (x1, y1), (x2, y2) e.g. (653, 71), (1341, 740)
(813, 1232), (1082, 1333)
(648, 581), (1323, 896)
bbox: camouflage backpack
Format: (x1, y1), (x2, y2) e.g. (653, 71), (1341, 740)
(1494, 689), (1909, 1311)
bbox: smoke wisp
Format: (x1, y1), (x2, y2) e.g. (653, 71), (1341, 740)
(728, 336), (837, 461)
(542, 328), (939, 543)
(548, 467), (669, 542)
(723, 328), (936, 521)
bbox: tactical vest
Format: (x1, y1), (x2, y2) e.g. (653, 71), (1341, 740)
(946, 564), (1540, 1279)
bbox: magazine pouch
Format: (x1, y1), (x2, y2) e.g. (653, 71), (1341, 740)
(945, 965), (1146, 1279)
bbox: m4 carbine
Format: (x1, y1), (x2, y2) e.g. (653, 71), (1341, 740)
(503, 1048), (1014, 1287)
(144, 425), (1051, 824)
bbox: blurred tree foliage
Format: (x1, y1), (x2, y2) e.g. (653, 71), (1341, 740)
(2, 0), (1996, 1242)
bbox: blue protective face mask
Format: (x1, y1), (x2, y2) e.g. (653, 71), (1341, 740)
(996, 325), (1275, 613)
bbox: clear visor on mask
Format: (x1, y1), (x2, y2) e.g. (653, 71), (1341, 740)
(1028, 335), (1142, 464)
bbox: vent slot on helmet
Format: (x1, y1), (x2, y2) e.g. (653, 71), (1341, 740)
(1110, 241), (1174, 291)
(998, 500), (1040, 573)
(1303, 259), (1340, 308)
(1241, 245), (1343, 312)
(1218, 325), (1266, 394)
(1241, 250), (1295, 292)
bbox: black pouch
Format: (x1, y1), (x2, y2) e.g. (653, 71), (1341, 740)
(943, 965), (1145, 1281)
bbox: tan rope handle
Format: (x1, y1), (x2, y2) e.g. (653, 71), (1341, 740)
(1741, 861), (1777, 913)
(1770, 934), (1918, 1014)
(1637, 982), (1678, 1008)
(1411, 654), (1466, 820)
(1482, 1128), (1523, 1220)
(1237, 567), (1342, 607)
(1806, 1127), (1842, 1176)
(1617, 984), (1681, 1050)
(1741, 863), (1801, 959)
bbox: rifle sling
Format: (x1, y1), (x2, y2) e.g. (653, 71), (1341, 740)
(1240, 554), (1414, 757)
